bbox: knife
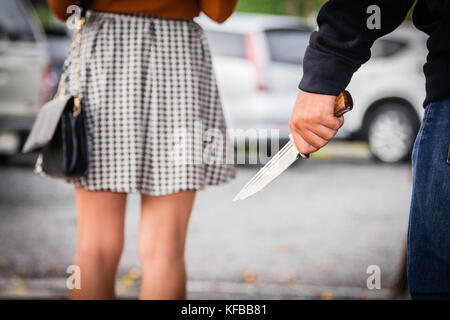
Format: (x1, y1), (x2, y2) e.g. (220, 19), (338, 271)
(233, 90), (353, 202)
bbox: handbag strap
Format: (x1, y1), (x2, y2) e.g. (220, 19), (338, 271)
(71, 1), (90, 117)
(55, 0), (90, 115)
(77, 0), (90, 19)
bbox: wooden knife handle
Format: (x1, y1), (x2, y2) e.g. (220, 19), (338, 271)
(334, 90), (353, 117)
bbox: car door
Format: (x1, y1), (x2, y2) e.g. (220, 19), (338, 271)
(0, 0), (48, 118)
(203, 29), (257, 129)
(260, 28), (311, 138)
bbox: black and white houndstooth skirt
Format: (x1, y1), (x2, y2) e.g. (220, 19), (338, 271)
(39, 11), (236, 195)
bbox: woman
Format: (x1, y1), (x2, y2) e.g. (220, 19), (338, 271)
(46, 0), (237, 299)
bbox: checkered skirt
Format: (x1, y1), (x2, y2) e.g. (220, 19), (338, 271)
(41, 11), (235, 195)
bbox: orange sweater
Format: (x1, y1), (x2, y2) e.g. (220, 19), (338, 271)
(48, 0), (238, 23)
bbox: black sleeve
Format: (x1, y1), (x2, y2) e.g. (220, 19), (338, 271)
(299, 0), (415, 95)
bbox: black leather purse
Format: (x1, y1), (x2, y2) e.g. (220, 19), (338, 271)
(22, 2), (89, 178)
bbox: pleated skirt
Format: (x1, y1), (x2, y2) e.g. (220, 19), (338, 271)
(39, 11), (236, 195)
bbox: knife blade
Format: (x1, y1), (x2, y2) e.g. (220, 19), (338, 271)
(232, 90), (353, 202)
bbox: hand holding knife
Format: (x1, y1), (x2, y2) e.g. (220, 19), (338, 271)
(233, 90), (353, 201)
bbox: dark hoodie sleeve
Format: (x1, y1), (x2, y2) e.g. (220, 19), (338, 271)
(299, 0), (415, 95)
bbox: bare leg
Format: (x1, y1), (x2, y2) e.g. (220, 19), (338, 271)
(71, 186), (127, 300)
(138, 191), (196, 300)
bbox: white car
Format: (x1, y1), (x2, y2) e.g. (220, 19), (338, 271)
(0, 0), (52, 156)
(345, 25), (426, 163)
(198, 13), (427, 163)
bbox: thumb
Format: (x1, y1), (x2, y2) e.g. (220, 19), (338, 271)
(323, 113), (345, 130)
(336, 115), (344, 128)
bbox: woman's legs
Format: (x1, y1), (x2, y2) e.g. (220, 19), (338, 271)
(138, 191), (196, 300)
(71, 186), (127, 300)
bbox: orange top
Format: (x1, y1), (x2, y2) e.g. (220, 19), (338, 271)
(47, 0), (238, 23)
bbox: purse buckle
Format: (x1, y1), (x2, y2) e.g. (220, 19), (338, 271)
(73, 96), (82, 117)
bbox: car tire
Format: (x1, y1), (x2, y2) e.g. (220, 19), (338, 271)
(366, 103), (419, 163)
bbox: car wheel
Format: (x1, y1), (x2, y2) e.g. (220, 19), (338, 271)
(367, 103), (419, 163)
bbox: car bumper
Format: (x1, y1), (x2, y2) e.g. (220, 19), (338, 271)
(0, 115), (35, 154)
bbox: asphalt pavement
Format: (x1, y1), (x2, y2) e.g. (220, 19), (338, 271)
(0, 142), (412, 299)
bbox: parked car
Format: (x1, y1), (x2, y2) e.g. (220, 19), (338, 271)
(198, 13), (427, 163)
(31, 2), (73, 95)
(0, 0), (52, 155)
(346, 26), (426, 163)
(197, 13), (312, 145)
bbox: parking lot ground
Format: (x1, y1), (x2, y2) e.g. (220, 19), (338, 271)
(0, 141), (412, 299)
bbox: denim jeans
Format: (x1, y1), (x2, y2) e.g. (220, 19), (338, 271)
(408, 95), (450, 299)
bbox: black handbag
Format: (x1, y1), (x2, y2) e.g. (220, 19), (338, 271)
(22, 1), (89, 178)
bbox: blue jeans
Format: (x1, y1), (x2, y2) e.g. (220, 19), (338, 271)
(408, 96), (450, 299)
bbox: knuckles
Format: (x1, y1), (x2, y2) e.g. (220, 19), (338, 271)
(290, 114), (311, 130)
(289, 119), (300, 132)
(323, 131), (336, 141)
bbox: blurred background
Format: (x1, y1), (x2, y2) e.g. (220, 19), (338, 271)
(0, 0), (425, 299)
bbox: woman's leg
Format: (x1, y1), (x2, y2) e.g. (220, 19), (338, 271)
(71, 186), (127, 300)
(138, 191), (196, 300)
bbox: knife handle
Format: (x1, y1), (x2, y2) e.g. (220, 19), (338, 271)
(296, 90), (353, 159)
(334, 90), (353, 117)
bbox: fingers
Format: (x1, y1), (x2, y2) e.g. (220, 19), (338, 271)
(291, 124), (328, 149)
(335, 115), (345, 129)
(290, 132), (318, 155)
(319, 114), (345, 131)
(309, 124), (340, 141)
(289, 90), (346, 155)
(289, 117), (344, 153)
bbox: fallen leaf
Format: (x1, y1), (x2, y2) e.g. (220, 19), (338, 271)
(119, 268), (141, 288)
(320, 291), (334, 300)
(4, 276), (28, 294)
(276, 245), (291, 254)
(241, 270), (258, 284)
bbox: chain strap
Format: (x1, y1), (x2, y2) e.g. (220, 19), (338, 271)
(72, 17), (85, 117)
(55, 15), (86, 118)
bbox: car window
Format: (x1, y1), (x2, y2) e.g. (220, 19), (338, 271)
(204, 31), (246, 58)
(265, 29), (310, 64)
(371, 39), (407, 58)
(0, 0), (36, 42)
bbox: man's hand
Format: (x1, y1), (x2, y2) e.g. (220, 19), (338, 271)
(289, 90), (344, 155)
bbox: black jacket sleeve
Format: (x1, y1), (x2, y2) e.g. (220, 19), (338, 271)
(299, 0), (415, 95)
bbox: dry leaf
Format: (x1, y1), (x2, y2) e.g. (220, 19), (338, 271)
(241, 270), (258, 284)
